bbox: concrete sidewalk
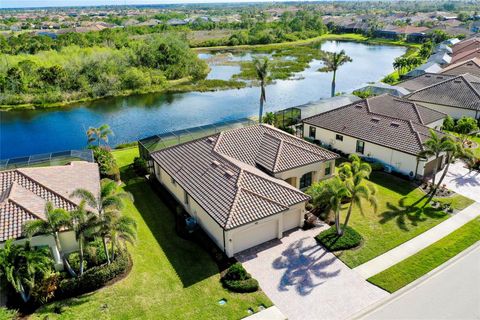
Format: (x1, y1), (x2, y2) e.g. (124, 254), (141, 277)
(354, 202), (480, 279)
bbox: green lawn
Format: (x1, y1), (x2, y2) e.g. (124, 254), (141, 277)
(444, 131), (480, 157)
(335, 172), (474, 268)
(32, 147), (271, 319)
(368, 217), (480, 293)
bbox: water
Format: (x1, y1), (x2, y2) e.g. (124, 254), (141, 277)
(0, 41), (405, 159)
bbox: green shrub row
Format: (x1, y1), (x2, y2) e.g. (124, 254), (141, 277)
(315, 225), (363, 251)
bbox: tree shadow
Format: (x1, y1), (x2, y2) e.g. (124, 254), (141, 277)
(31, 293), (95, 316)
(272, 238), (340, 296)
(379, 199), (448, 232)
(123, 174), (218, 288)
(370, 172), (418, 196)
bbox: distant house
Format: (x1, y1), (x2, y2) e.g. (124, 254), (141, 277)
(405, 74), (480, 119)
(167, 18), (188, 26)
(151, 124), (338, 257)
(441, 58), (480, 78)
(405, 61), (443, 78)
(354, 82), (410, 97)
(450, 47), (480, 64)
(434, 43), (453, 55)
(375, 25), (430, 42)
(0, 162), (100, 270)
(427, 51), (452, 66)
(302, 94), (447, 178)
(452, 36), (480, 54)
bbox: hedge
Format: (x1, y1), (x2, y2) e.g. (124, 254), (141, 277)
(221, 263), (259, 293)
(56, 251), (130, 300)
(315, 225), (363, 251)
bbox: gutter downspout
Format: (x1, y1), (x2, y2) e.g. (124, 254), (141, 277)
(223, 229), (226, 256)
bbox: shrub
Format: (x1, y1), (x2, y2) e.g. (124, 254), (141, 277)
(67, 252), (87, 274)
(91, 146), (120, 181)
(221, 263), (259, 293)
(133, 157), (148, 176)
(84, 238), (109, 267)
(369, 162), (384, 171)
(0, 307), (18, 320)
(315, 225), (363, 251)
(56, 251), (129, 300)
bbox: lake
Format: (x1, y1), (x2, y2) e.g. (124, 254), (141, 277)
(0, 41), (405, 159)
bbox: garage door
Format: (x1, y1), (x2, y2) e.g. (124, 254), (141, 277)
(232, 219), (278, 254)
(283, 209), (301, 232)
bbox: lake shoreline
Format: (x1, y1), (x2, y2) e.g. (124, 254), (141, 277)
(0, 33), (414, 112)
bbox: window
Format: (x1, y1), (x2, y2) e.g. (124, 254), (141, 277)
(309, 126), (316, 139)
(356, 140), (365, 154)
(184, 192), (189, 205)
(325, 162), (332, 176)
(335, 134), (343, 141)
(300, 172), (313, 189)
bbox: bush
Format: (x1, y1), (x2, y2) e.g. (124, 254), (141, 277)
(56, 251), (129, 300)
(221, 263), (259, 293)
(0, 307), (18, 320)
(91, 146), (120, 181)
(315, 225), (363, 251)
(84, 238), (109, 267)
(67, 252), (87, 274)
(369, 162), (384, 171)
(133, 157), (148, 176)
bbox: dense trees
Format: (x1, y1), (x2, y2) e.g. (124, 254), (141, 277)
(0, 35), (208, 106)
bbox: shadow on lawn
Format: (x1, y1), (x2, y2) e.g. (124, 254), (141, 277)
(370, 172), (418, 196)
(34, 293), (95, 317)
(272, 238), (340, 296)
(122, 169), (218, 288)
(379, 200), (448, 232)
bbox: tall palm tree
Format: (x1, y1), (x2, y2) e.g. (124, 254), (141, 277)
(339, 154), (378, 235)
(418, 130), (452, 187)
(101, 211), (137, 261)
(70, 178), (133, 264)
(23, 202), (77, 277)
(253, 57), (269, 123)
(318, 50), (352, 97)
(70, 200), (99, 276)
(86, 124), (113, 146)
(0, 240), (52, 303)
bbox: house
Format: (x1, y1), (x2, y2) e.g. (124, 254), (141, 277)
(0, 162), (100, 270)
(405, 74), (480, 119)
(441, 58), (480, 78)
(397, 73), (456, 92)
(151, 124), (338, 257)
(450, 47), (480, 64)
(427, 51), (452, 66)
(302, 94), (447, 178)
(452, 36), (480, 54)
(405, 61), (443, 78)
(354, 82), (410, 97)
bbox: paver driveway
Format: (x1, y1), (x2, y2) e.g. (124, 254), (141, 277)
(236, 226), (389, 320)
(434, 160), (480, 201)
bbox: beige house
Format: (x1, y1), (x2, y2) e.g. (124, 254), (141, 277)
(0, 162), (100, 270)
(302, 94), (447, 179)
(151, 124), (338, 257)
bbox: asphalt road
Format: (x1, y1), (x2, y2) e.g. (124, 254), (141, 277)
(363, 244), (480, 320)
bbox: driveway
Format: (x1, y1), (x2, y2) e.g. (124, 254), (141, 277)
(434, 161), (480, 201)
(236, 226), (389, 320)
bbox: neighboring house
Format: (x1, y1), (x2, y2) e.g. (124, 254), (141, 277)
(427, 51), (452, 66)
(434, 43), (453, 54)
(354, 82), (410, 97)
(450, 47), (480, 64)
(441, 58), (480, 78)
(151, 124), (338, 257)
(452, 36), (480, 54)
(404, 61), (443, 78)
(302, 94), (447, 178)
(405, 74), (480, 119)
(0, 162), (100, 270)
(397, 73), (456, 92)
(442, 38), (460, 46)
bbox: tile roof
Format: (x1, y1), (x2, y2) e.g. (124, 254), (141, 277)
(303, 95), (444, 156)
(406, 74), (480, 111)
(398, 73), (456, 92)
(452, 36), (480, 54)
(450, 48), (480, 64)
(151, 124), (328, 230)
(441, 58), (480, 78)
(0, 162), (100, 241)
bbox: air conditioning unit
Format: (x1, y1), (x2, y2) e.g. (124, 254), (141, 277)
(384, 165), (392, 173)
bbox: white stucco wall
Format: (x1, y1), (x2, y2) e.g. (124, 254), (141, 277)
(414, 102), (479, 120)
(303, 124), (439, 177)
(275, 159), (336, 189)
(426, 118), (446, 130)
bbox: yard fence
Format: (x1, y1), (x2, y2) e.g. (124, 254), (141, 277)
(0, 149), (94, 171)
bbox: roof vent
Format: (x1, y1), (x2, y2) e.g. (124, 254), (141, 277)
(390, 122), (400, 127)
(354, 105), (363, 109)
(206, 137), (215, 144)
(454, 80), (462, 83)
(371, 117), (380, 123)
(425, 75), (431, 78)
(211, 160), (220, 167)
(436, 76), (444, 79)
(224, 170), (234, 178)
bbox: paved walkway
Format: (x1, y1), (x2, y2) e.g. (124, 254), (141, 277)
(243, 306), (287, 320)
(354, 201), (480, 279)
(356, 243), (480, 320)
(236, 226), (388, 320)
(433, 160), (480, 200)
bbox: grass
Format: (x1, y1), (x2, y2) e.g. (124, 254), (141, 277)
(368, 217), (480, 293)
(335, 172), (474, 268)
(31, 147), (271, 319)
(445, 131), (480, 158)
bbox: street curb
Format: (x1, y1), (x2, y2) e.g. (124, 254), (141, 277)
(349, 240), (480, 319)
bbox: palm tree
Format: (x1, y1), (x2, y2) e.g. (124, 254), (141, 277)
(101, 211), (137, 261)
(23, 202), (77, 277)
(318, 50), (352, 97)
(262, 111), (276, 125)
(70, 178), (133, 264)
(253, 57), (269, 123)
(70, 200), (99, 276)
(86, 124), (113, 146)
(418, 130), (452, 187)
(0, 240), (52, 303)
(339, 154), (378, 235)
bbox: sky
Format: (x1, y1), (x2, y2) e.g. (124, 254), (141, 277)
(1, 0), (315, 9)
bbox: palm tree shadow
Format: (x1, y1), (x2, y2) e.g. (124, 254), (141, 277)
(272, 238), (340, 296)
(379, 197), (447, 231)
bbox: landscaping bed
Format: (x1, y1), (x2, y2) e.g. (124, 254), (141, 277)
(368, 217), (480, 293)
